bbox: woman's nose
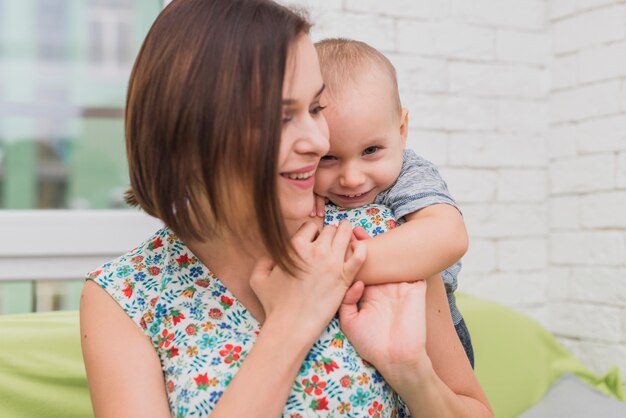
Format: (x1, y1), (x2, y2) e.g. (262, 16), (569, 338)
(295, 115), (329, 156)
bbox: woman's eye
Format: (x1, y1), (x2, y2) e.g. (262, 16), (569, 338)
(282, 113), (293, 124)
(363, 146), (379, 156)
(310, 105), (327, 115)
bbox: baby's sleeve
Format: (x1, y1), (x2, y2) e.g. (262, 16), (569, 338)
(375, 149), (459, 220)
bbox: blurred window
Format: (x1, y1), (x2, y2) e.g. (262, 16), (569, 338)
(0, 0), (163, 314)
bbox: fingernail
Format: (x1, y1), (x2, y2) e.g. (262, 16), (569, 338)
(317, 210), (324, 217)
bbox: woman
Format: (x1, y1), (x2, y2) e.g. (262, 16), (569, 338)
(80, 0), (492, 417)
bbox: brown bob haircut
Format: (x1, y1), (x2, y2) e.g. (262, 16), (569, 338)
(125, 0), (311, 272)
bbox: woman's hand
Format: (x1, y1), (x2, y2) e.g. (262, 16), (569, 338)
(250, 220), (366, 341)
(339, 280), (430, 381)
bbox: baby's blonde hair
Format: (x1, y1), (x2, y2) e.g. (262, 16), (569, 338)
(315, 38), (402, 116)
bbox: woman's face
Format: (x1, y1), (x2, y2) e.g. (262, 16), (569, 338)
(277, 35), (330, 223)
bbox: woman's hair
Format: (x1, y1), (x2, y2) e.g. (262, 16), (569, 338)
(125, 0), (311, 272)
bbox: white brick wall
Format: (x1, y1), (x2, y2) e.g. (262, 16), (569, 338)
(547, 0), (626, 384)
(281, 0), (626, 385)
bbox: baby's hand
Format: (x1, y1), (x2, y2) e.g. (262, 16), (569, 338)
(309, 194), (327, 218)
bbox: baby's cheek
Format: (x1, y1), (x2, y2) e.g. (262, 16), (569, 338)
(313, 170), (332, 195)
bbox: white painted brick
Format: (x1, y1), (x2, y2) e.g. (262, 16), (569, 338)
(622, 308), (626, 342)
(618, 152), (626, 188)
(549, 80), (622, 124)
(546, 267), (570, 300)
(578, 41), (626, 84)
(449, 134), (547, 168)
(568, 267), (626, 308)
(497, 30), (551, 66)
(552, 5), (626, 54)
(452, 0), (546, 31)
(463, 203), (547, 239)
(461, 272), (547, 307)
(622, 79), (626, 112)
(497, 100), (548, 134)
(551, 54), (579, 91)
(549, 231), (625, 266)
(549, 154), (615, 194)
(311, 12), (396, 52)
(404, 94), (497, 131)
(582, 192), (626, 228)
(517, 305), (551, 327)
(406, 131), (448, 166)
(456, 271), (483, 290)
(387, 54), (448, 94)
(576, 115), (626, 154)
(345, 0), (453, 19)
(462, 238), (497, 273)
(550, 0), (619, 20)
(549, 195), (580, 230)
(441, 168), (497, 203)
(550, 302), (622, 342)
(547, 125), (579, 160)
(497, 169), (547, 202)
(497, 238), (547, 271)
(450, 62), (549, 99)
(397, 22), (495, 60)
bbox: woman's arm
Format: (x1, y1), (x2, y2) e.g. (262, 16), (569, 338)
(355, 203), (468, 285)
(339, 275), (492, 418)
(80, 281), (172, 418)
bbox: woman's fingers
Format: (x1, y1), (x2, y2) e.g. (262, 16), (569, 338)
(331, 220), (353, 251)
(291, 221), (320, 247)
(412, 280), (428, 340)
(343, 240), (367, 282)
(339, 281), (365, 322)
(249, 257), (276, 291)
(352, 226), (370, 241)
(316, 223), (338, 246)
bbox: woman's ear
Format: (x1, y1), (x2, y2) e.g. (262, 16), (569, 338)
(400, 107), (409, 145)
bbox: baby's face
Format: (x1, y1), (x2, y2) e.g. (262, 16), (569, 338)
(314, 75), (407, 208)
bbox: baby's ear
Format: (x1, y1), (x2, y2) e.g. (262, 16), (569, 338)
(400, 108), (409, 144)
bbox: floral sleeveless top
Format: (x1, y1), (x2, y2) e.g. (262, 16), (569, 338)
(88, 204), (410, 417)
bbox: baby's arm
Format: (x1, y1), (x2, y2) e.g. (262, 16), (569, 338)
(355, 203), (467, 285)
(351, 150), (467, 286)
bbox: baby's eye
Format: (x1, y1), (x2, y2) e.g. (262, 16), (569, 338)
(362, 146), (379, 156)
(320, 155), (336, 161)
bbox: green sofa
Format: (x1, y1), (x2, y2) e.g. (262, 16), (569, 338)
(0, 293), (623, 418)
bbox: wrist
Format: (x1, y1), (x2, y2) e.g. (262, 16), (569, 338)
(378, 355), (435, 400)
(262, 311), (323, 349)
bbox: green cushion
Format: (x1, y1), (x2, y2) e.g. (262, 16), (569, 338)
(0, 295), (623, 418)
(458, 293), (625, 418)
(0, 311), (92, 418)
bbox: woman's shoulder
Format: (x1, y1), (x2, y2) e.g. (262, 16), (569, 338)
(86, 228), (175, 283)
(85, 228), (183, 333)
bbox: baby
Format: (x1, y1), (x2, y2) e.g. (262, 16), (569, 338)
(314, 38), (474, 367)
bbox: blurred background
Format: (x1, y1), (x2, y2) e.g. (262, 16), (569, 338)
(1, 0), (625, 387)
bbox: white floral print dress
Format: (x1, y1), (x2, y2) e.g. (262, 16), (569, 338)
(88, 204), (410, 417)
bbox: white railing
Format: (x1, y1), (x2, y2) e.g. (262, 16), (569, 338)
(0, 210), (163, 281)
